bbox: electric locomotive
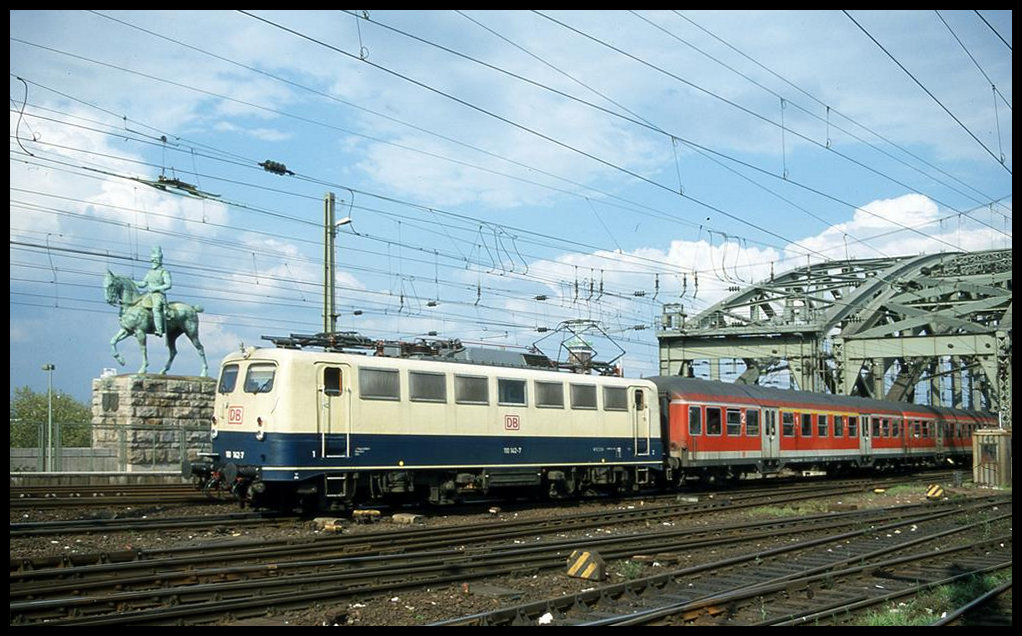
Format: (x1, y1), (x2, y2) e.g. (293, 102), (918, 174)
(190, 336), (663, 511)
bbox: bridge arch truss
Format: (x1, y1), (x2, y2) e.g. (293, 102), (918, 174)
(657, 249), (1011, 426)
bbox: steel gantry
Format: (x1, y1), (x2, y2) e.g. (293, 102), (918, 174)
(657, 249), (1011, 427)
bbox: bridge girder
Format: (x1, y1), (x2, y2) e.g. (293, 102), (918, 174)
(658, 249), (1011, 426)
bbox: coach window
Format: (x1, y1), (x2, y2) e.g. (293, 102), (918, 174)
(218, 364), (239, 393)
(818, 414), (828, 438)
(498, 378), (527, 406)
(801, 413), (813, 437)
(726, 409), (742, 436)
(871, 417), (881, 438)
(689, 406), (702, 436)
(243, 364), (276, 393)
(745, 409), (760, 436)
(535, 381), (564, 408)
(782, 412), (795, 437)
(848, 416), (858, 438)
(570, 384), (597, 410)
(834, 415), (844, 438)
(324, 367), (342, 396)
(454, 375), (488, 405)
(603, 387), (627, 411)
(892, 419), (900, 438)
(706, 407), (722, 436)
(880, 419), (890, 438)
(410, 371), (446, 403)
(359, 368), (400, 401)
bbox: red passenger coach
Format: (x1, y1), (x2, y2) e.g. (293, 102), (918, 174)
(653, 377), (991, 483)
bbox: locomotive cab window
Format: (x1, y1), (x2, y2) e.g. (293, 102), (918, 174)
(706, 407), (722, 436)
(570, 384), (597, 410)
(218, 364), (239, 394)
(243, 364), (276, 393)
(535, 381), (564, 408)
(410, 371), (446, 403)
(323, 367), (342, 396)
(455, 375), (488, 405)
(359, 368), (400, 401)
(603, 387), (627, 411)
(498, 378), (527, 406)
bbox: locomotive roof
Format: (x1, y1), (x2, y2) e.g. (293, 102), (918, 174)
(651, 376), (993, 420)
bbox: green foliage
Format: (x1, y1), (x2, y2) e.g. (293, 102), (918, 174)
(9, 386), (92, 448)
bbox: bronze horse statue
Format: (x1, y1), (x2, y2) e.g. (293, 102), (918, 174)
(104, 270), (208, 376)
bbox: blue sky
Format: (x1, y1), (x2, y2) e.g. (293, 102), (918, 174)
(10, 10), (1013, 403)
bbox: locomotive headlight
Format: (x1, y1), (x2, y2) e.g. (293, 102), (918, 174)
(211, 427), (219, 440)
(256, 429), (266, 441)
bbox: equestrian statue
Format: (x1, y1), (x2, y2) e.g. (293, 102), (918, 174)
(104, 246), (208, 376)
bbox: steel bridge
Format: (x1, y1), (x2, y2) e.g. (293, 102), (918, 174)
(657, 249), (1012, 427)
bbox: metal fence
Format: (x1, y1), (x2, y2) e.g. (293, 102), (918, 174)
(9, 420), (211, 473)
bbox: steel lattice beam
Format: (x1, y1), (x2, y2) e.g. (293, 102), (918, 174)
(657, 249), (1011, 427)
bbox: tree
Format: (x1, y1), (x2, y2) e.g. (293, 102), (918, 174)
(9, 386), (92, 448)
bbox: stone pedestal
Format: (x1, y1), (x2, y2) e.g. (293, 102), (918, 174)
(91, 374), (215, 472)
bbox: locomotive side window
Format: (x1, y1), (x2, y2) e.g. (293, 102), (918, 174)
(324, 367), (342, 396)
(689, 406), (702, 435)
(243, 364), (276, 393)
(801, 413), (813, 437)
(726, 409), (741, 436)
(706, 407), (722, 436)
(570, 384), (597, 410)
(218, 364), (239, 393)
(848, 416), (858, 438)
(782, 412), (795, 437)
(498, 379), (527, 406)
(409, 371), (446, 403)
(454, 375), (488, 405)
(818, 414), (828, 437)
(603, 387), (627, 411)
(359, 368), (400, 401)
(834, 415), (844, 438)
(745, 409), (759, 436)
(535, 381), (564, 408)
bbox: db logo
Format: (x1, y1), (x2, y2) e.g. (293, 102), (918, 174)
(227, 406), (244, 425)
(504, 415), (520, 431)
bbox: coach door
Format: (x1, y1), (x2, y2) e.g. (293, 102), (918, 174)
(761, 408), (780, 460)
(318, 364), (351, 458)
(630, 386), (652, 456)
(860, 414), (873, 459)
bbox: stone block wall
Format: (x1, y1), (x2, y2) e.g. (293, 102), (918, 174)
(91, 374), (215, 472)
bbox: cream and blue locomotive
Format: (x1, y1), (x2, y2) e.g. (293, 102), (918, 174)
(192, 337), (662, 511)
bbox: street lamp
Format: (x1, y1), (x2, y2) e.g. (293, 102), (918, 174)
(41, 364), (55, 472)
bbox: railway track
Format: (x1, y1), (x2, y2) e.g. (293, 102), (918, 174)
(10, 482), (227, 508)
(431, 497), (1011, 626)
(9, 490), (1009, 626)
(9, 510), (290, 539)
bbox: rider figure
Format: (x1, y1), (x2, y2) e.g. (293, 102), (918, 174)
(136, 246), (172, 337)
